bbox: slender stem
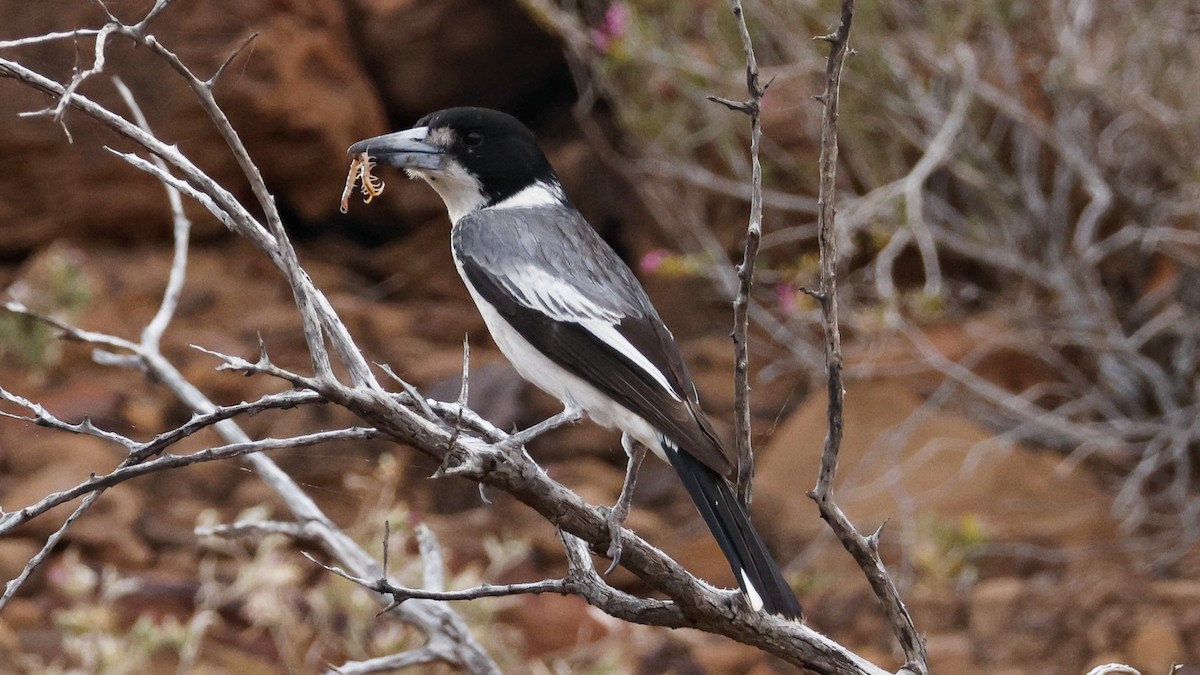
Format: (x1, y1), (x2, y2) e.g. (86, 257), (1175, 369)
(812, 7), (851, 505)
(805, 3), (929, 674)
(711, 0), (767, 506)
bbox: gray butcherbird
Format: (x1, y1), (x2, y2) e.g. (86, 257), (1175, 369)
(349, 107), (803, 619)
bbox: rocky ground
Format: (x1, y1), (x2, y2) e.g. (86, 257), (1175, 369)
(1, 0), (1198, 673)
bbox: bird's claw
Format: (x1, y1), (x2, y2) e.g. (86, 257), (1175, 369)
(603, 504), (628, 575)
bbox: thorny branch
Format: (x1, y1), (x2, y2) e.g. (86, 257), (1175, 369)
(5, 422), (381, 523)
(311, 530), (683, 624)
(707, 0), (768, 507)
(804, 2), (928, 674)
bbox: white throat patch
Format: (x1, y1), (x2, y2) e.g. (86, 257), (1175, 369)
(412, 160), (487, 224)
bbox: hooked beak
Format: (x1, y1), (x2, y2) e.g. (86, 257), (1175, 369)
(347, 126), (443, 171)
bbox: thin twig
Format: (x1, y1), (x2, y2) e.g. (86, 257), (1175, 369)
(415, 524), (446, 593)
(112, 76), (192, 350)
(196, 520), (318, 541)
(0, 386), (137, 451)
(1, 491), (102, 609)
(377, 362), (441, 423)
(1, 428), (381, 528)
(206, 32), (258, 89)
(309, 552), (569, 608)
(328, 648), (446, 675)
(804, 3), (929, 674)
(709, 0), (768, 507)
(0, 29), (103, 49)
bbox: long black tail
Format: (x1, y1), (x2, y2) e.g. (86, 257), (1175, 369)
(665, 444), (804, 619)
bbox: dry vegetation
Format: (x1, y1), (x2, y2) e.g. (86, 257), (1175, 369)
(528, 0), (1200, 566)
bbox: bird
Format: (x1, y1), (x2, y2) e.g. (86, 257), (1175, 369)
(348, 107), (803, 619)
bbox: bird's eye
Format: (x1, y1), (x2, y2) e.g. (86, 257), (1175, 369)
(464, 130), (484, 147)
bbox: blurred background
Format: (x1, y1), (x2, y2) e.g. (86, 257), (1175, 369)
(1, 0), (1198, 673)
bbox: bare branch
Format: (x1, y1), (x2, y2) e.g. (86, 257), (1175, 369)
(0, 428), (381, 532)
(196, 519), (316, 541)
(804, 3), (929, 673)
(0, 386), (137, 450)
(710, 0), (767, 507)
(133, 0), (177, 32)
(131, 34), (345, 384)
(875, 48), (976, 311)
(206, 32), (258, 89)
(0, 57), (276, 248)
(308, 552), (568, 608)
(377, 362), (441, 424)
(415, 524), (446, 593)
(112, 76), (193, 350)
(126, 390), (328, 462)
(328, 648), (449, 675)
(0, 29), (103, 49)
(0, 10), (500, 672)
(499, 407), (582, 451)
(2, 493), (103, 608)
(1084, 665), (1141, 675)
(3, 300), (139, 353)
(21, 21), (118, 139)
(190, 342), (319, 390)
(637, 157), (819, 214)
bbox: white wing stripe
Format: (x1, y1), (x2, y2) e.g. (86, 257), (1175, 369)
(496, 266), (683, 402)
(581, 320), (682, 402)
(503, 266), (623, 323)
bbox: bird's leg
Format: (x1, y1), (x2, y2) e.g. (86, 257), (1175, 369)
(497, 405), (583, 453)
(604, 434), (648, 575)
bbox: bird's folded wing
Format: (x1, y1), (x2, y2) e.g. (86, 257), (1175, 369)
(454, 207), (732, 475)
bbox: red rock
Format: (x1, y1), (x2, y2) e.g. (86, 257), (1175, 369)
(755, 376), (1121, 563)
(926, 632), (975, 673)
(0, 539), (41, 591)
(350, 0), (566, 118)
(1153, 580), (1200, 607)
(968, 577), (1024, 641)
(0, 0), (387, 253)
(1127, 616), (1185, 675)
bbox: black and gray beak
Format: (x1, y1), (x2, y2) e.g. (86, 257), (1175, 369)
(347, 126), (443, 171)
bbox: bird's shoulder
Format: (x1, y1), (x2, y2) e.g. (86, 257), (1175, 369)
(453, 205), (653, 319)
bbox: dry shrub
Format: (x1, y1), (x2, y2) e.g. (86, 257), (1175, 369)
(527, 0), (1200, 565)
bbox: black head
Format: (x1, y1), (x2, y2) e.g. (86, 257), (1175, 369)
(348, 107), (562, 222)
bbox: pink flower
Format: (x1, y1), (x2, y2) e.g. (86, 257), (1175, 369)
(640, 248), (670, 275)
(591, 3), (630, 53)
(775, 283), (799, 316)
